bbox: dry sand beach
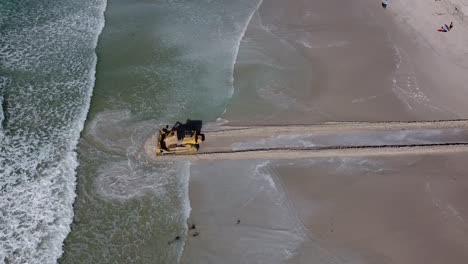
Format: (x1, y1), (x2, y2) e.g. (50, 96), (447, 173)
(389, 0), (468, 115)
(179, 0), (468, 263)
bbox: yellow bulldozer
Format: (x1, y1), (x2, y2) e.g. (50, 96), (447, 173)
(156, 119), (205, 155)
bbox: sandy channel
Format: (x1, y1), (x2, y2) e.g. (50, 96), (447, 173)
(143, 120), (468, 161)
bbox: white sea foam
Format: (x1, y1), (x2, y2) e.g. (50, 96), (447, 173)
(253, 160), (277, 191)
(249, 161), (307, 261)
(0, 143), (78, 263)
(94, 160), (187, 202)
(0, 0), (107, 262)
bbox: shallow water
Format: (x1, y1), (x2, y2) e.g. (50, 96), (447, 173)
(60, 0), (262, 263)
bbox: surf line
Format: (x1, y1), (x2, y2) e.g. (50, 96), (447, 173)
(178, 1), (266, 258)
(56, 0), (108, 261)
(228, 0), (264, 98)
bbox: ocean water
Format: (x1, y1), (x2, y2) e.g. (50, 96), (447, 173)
(58, 0), (262, 263)
(0, 0), (106, 263)
(1, 0), (263, 262)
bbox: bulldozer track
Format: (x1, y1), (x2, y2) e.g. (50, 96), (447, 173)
(144, 120), (468, 161)
(146, 144), (468, 161)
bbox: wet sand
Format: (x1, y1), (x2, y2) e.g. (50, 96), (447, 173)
(280, 153), (468, 263)
(181, 153), (468, 264)
(180, 0), (468, 263)
(180, 160), (305, 263)
(223, 0), (465, 125)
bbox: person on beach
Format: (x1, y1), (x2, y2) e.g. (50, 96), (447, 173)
(382, 0), (388, 8)
(438, 27), (447, 32)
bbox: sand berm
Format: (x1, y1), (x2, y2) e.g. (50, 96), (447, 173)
(143, 120), (468, 161)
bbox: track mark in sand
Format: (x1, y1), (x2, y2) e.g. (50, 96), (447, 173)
(297, 39), (350, 49)
(351, 93), (388, 104)
(204, 119), (468, 136)
(425, 181), (466, 235)
(147, 144), (468, 161)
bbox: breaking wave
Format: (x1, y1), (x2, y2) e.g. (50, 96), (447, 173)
(0, 0), (107, 262)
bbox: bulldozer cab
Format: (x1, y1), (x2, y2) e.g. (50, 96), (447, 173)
(171, 119), (202, 140)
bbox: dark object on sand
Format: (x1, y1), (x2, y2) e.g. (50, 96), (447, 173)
(167, 236), (181, 245)
(190, 224), (196, 230)
(236, 219), (240, 224)
(191, 232), (199, 237)
(382, 0), (388, 8)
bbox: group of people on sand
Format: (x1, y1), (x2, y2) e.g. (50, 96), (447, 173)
(438, 22), (454, 32)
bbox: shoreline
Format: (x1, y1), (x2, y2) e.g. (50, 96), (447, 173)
(228, 0), (264, 98)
